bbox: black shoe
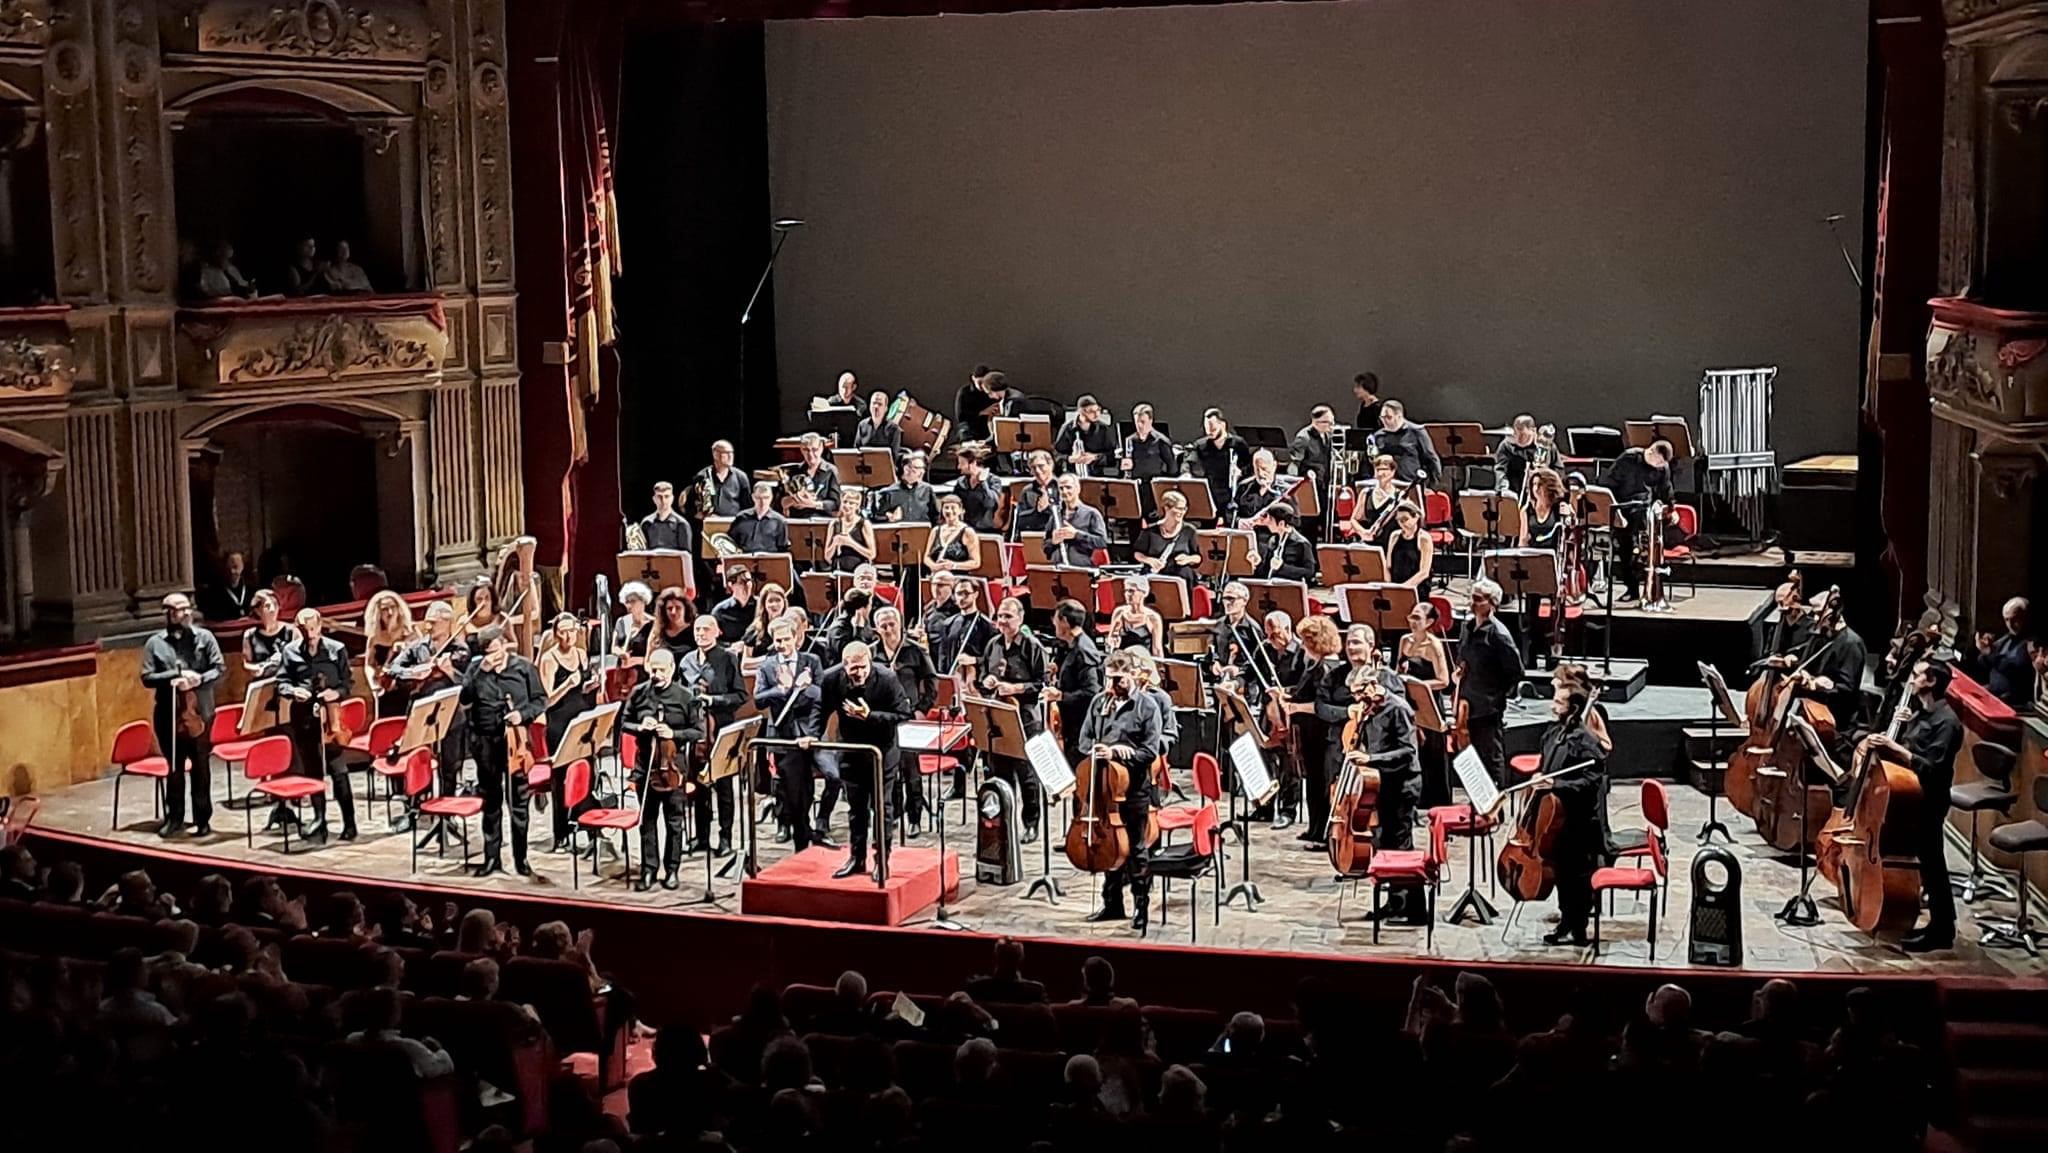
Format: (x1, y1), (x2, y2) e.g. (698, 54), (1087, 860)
(692, 838), (711, 856)
(715, 835), (733, 858)
(192, 823), (212, 838)
(1295, 828), (1320, 843)
(638, 869), (657, 892)
(775, 826), (793, 844)
(1085, 905), (1128, 923)
(1542, 928), (1590, 947)
(338, 826), (358, 842)
(304, 823), (329, 845)
(551, 836), (570, 853)
(1250, 804), (1275, 823)
(1131, 905), (1150, 936)
(832, 857), (867, 880)
(514, 859), (534, 877)
(1901, 929), (1954, 953)
(157, 820), (182, 839)
(943, 782), (965, 802)
(661, 871), (680, 890)
(474, 860), (505, 877)
(906, 824), (923, 841)
(812, 832), (841, 851)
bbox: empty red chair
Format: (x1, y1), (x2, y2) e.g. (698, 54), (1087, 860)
(1664, 504), (1699, 598)
(109, 720), (168, 830)
(1607, 778), (1671, 914)
(242, 735), (321, 852)
(207, 703), (255, 805)
(1590, 828), (1666, 958)
(347, 715), (409, 816)
(1156, 751), (1223, 842)
(1365, 813), (1446, 946)
(405, 748), (482, 870)
(566, 759), (641, 889)
(332, 696), (370, 741)
(524, 720), (555, 796)
(1190, 584), (1214, 619)
(1148, 803), (1221, 942)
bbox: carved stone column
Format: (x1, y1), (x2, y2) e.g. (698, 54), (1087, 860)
(42, 0), (106, 305)
(428, 381), (478, 580)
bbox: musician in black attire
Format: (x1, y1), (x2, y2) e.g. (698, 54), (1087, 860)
(1264, 610), (1310, 826)
(681, 614), (747, 856)
(691, 440), (751, 517)
(1049, 600), (1104, 763)
(278, 608), (358, 843)
(754, 618), (826, 851)
(1133, 490), (1201, 587)
(874, 451), (936, 525)
(1193, 408), (1254, 523)
(1120, 403), (1177, 516)
(1310, 626), (1385, 850)
(1494, 416), (1543, 496)
(1349, 679), (1425, 921)
(1249, 503), (1314, 583)
(139, 593), (225, 838)
(1537, 681), (1609, 947)
(459, 627), (543, 875)
(781, 433), (843, 518)
(1012, 451), (1059, 536)
(1082, 651), (1166, 934)
(1210, 582), (1265, 698)
(1233, 449), (1294, 525)
(876, 605), (938, 833)
(639, 482), (694, 552)
(709, 566), (757, 644)
(385, 601), (471, 840)
(933, 577), (996, 678)
(1762, 580), (1816, 663)
(814, 642), (915, 878)
(1290, 406), (1335, 522)
(981, 597), (1049, 839)
(1352, 372), (1385, 433)
(954, 447), (1003, 532)
(1367, 401), (1441, 489)
(1598, 440), (1675, 603)
(1457, 579), (1526, 788)
(731, 482), (791, 554)
(1865, 658), (1964, 952)
(1055, 395), (1118, 477)
(1797, 603), (1868, 737)
(955, 365), (1001, 445)
(855, 391), (903, 454)
(624, 648), (703, 889)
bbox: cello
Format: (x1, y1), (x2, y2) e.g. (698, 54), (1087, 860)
(1065, 746), (1132, 873)
(1328, 671), (1386, 877)
(1495, 696), (1588, 902)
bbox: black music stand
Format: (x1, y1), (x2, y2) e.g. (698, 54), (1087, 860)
(833, 447), (896, 490)
(808, 405), (860, 447)
(1779, 715), (1828, 927)
(1447, 746), (1504, 926)
(1197, 530), (1254, 586)
(1153, 478), (1217, 522)
(1341, 583), (1418, 640)
(965, 693), (1028, 904)
(787, 519), (833, 571)
(1318, 544), (1388, 589)
(1242, 579), (1308, 624)
(1024, 565), (1094, 611)
(1215, 703), (1274, 912)
(1694, 662), (1739, 845)
(1483, 549), (1558, 667)
(1575, 485), (1620, 674)
(617, 550), (690, 594)
(874, 523), (930, 584)
(1082, 477), (1143, 525)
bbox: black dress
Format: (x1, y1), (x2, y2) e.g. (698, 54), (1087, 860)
(1134, 523), (1199, 587)
(1402, 648), (1452, 809)
(1389, 531), (1425, 586)
(541, 651), (595, 755)
(1525, 504), (1564, 550)
(926, 527), (972, 567)
(1111, 618), (1156, 654)
(244, 623), (297, 673)
(830, 517), (873, 573)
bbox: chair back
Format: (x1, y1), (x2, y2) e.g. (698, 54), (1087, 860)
(335, 696), (369, 735)
(1191, 804), (1220, 858)
(1191, 751), (1224, 803)
(619, 732), (640, 770)
(1429, 812), (1450, 871)
(208, 704), (246, 744)
(111, 720), (155, 765)
(401, 748), (436, 800)
(562, 759), (593, 810)
(1641, 778), (1670, 833)
(1675, 504), (1700, 537)
(363, 716), (407, 762)
(1428, 594), (1455, 635)
(244, 734), (295, 781)
(1974, 740), (2017, 785)
(1648, 827), (1669, 879)
(530, 720), (550, 762)
(1424, 489), (1453, 528)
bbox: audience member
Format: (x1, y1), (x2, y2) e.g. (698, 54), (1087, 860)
(1063, 955), (1137, 1009)
(964, 935), (1049, 1004)
(344, 985), (454, 1078)
(0, 844), (38, 899)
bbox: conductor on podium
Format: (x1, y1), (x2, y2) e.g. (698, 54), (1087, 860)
(813, 641), (914, 879)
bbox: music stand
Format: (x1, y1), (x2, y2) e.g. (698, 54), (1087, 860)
(874, 523), (931, 581)
(1567, 425), (1624, 462)
(1317, 544), (1388, 589)
(833, 448), (896, 490)
(1156, 658), (1207, 711)
(698, 517), (734, 560)
(1483, 549), (1558, 665)
(772, 437), (808, 463)
(1625, 417), (1694, 460)
(1242, 579), (1308, 623)
(1197, 530), (1254, 582)
(1146, 575), (1191, 622)
(1021, 730), (1075, 904)
(1017, 532), (1061, 567)
(1024, 564), (1094, 610)
(1405, 674), (1446, 734)
(1340, 583), (1418, 639)
(398, 687), (463, 755)
(1288, 476), (1321, 520)
(993, 415), (1053, 455)
(900, 719), (972, 925)
(786, 518), (834, 570)
(808, 405), (860, 447)
(1457, 493), (1523, 549)
(1153, 478), (1217, 522)
(1425, 422), (1491, 464)
(732, 553), (794, 595)
(1081, 478), (1143, 523)
(1694, 662), (1740, 845)
(617, 550), (690, 593)
(239, 677), (286, 735)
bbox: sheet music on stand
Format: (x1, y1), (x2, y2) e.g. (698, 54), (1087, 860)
(1453, 747), (1500, 815)
(1227, 733), (1279, 805)
(1023, 731), (1075, 800)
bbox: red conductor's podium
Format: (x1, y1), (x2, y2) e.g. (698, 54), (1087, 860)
(740, 846), (961, 927)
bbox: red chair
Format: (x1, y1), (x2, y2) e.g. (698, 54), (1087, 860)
(1094, 579), (1119, 618)
(1590, 830), (1666, 958)
(404, 748), (483, 870)
(243, 735), (323, 852)
(566, 759), (641, 889)
(1607, 778), (1671, 914)
(1148, 803), (1221, 942)
(523, 720), (555, 796)
(1156, 751), (1223, 843)
(1189, 584), (1214, 619)
(1663, 504), (1699, 600)
(346, 715), (408, 814)
(1365, 815), (1446, 947)
(332, 697), (369, 744)
(1423, 490), (1455, 587)
(1428, 594), (1454, 636)
(109, 720), (168, 830)
(206, 704), (249, 805)
(1429, 803), (1499, 902)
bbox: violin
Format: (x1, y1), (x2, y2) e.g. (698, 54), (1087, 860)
(174, 661), (206, 741)
(643, 729), (684, 793)
(1066, 717), (1133, 874)
(1447, 658), (1471, 755)
(312, 673), (353, 748)
(505, 696), (535, 776)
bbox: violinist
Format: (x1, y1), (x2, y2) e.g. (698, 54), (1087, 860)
(1107, 577), (1165, 659)
(1192, 408), (1253, 524)
(1049, 599), (1105, 764)
(681, 613), (747, 857)
(1248, 503), (1314, 583)
(385, 601), (470, 841)
(1400, 601), (1455, 808)
(754, 618), (826, 851)
(538, 613), (600, 851)
(1456, 579), (1525, 787)
(953, 445), (1003, 533)
(1347, 676), (1423, 922)
(458, 626), (542, 876)
(1344, 455), (1404, 545)
(780, 432), (843, 518)
(1210, 582), (1264, 698)
(981, 597), (1050, 841)
(1293, 615), (1345, 843)
(240, 588), (299, 677)
(139, 592), (225, 839)
(279, 609), (358, 844)
(932, 577), (996, 681)
(1080, 651), (1165, 934)
(814, 641), (914, 878)
(875, 605), (938, 835)
(624, 648), (704, 890)
(1534, 672), (1609, 948)
(874, 450), (936, 525)
(1859, 658), (1962, 952)
(363, 589), (417, 719)
(826, 488), (876, 573)
(1132, 490), (1201, 586)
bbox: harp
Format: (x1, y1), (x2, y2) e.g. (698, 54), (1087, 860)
(494, 535), (543, 660)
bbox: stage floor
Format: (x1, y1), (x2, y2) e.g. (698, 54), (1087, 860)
(27, 767), (2044, 980)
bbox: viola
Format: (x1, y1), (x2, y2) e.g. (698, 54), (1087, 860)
(1065, 749), (1132, 873)
(505, 696), (535, 776)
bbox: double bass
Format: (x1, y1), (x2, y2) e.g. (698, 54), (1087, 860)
(1495, 696), (1587, 902)
(1749, 589), (1843, 852)
(1811, 707), (1926, 934)
(1328, 670), (1385, 877)
(1728, 571), (1805, 815)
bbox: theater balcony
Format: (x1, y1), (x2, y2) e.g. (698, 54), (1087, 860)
(0, 304), (74, 407)
(173, 292), (449, 400)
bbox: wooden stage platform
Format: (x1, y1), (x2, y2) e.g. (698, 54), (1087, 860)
(23, 765), (2042, 983)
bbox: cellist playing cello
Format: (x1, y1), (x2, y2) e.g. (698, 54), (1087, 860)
(1346, 673), (1425, 923)
(1533, 665), (1610, 948)
(1858, 658), (1963, 953)
(1080, 651), (1165, 936)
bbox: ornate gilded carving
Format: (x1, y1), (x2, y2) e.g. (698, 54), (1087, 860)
(1939, 45), (1978, 297)
(0, 336), (73, 397)
(1928, 327), (1999, 407)
(0, 1), (51, 45)
(197, 0), (430, 63)
(1927, 300), (2048, 424)
(224, 314), (437, 383)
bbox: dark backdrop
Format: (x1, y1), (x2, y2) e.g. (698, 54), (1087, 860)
(763, 0), (1869, 461)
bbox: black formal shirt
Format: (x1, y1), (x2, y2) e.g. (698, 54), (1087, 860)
(458, 656), (542, 735)
(934, 611), (996, 676)
(1233, 476), (1296, 523)
(387, 632), (470, 699)
(1123, 430), (1177, 483)
(692, 467), (751, 518)
(1057, 634), (1105, 751)
(1369, 423), (1441, 486)
(281, 637), (356, 722)
(1600, 448), (1674, 508)
(1356, 398), (1385, 433)
(730, 509), (790, 555)
(955, 473), (1002, 533)
(1455, 614), (1524, 721)
(981, 628), (1049, 737)
(141, 625), (226, 723)
(1541, 713), (1609, 854)
(710, 597), (754, 645)
(679, 644), (748, 725)
(854, 417), (902, 455)
(1356, 698), (1418, 778)
(1896, 696), (1963, 791)
(782, 463), (843, 515)
(956, 382), (999, 443)
(1079, 691), (1164, 786)
(1194, 434), (1254, 518)
(640, 510), (694, 553)
(880, 639), (938, 714)
(1134, 523), (1199, 587)
(817, 665), (915, 763)
(1805, 625), (1869, 726)
(1054, 417), (1118, 476)
(1291, 426), (1332, 482)
(1252, 527), (1314, 583)
(1494, 440), (1540, 495)
(1210, 614), (1263, 678)
(624, 677), (704, 775)
(875, 481), (936, 526)
(1012, 480), (1056, 536)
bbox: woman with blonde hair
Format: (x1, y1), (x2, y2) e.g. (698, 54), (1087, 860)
(363, 589), (416, 718)
(538, 612), (598, 849)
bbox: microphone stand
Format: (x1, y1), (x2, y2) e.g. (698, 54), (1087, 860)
(738, 221), (800, 407)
